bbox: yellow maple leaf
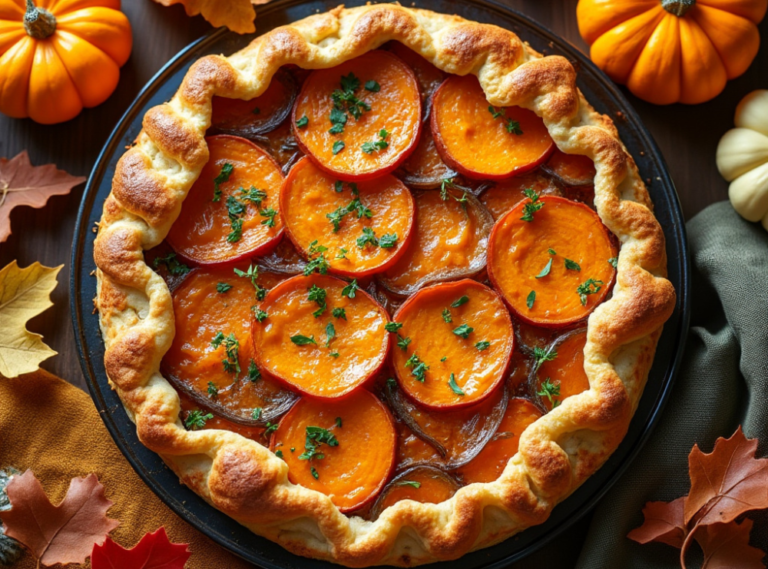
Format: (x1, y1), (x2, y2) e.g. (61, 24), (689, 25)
(152, 0), (270, 34)
(0, 261), (61, 378)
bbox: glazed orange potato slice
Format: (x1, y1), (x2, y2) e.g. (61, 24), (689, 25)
(391, 279), (514, 410)
(178, 393), (265, 441)
(211, 69), (298, 137)
(371, 465), (459, 518)
(167, 135), (284, 265)
(292, 51), (422, 181)
(456, 398), (542, 484)
(270, 389), (397, 512)
(541, 148), (597, 187)
(488, 195), (617, 328)
(386, 377), (508, 468)
(280, 157), (415, 277)
(535, 329), (590, 411)
(252, 274), (390, 399)
(479, 172), (561, 221)
(378, 189), (494, 296)
(431, 75), (554, 180)
(162, 264), (297, 425)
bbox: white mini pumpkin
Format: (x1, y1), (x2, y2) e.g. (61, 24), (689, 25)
(716, 90), (768, 231)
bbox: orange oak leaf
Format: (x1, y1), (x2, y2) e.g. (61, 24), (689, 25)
(684, 426), (768, 527)
(151, 0), (271, 34)
(91, 527), (191, 569)
(627, 496), (687, 548)
(694, 519), (766, 569)
(0, 151), (86, 242)
(0, 470), (120, 566)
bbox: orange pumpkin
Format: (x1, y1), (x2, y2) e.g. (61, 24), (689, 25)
(577, 0), (767, 105)
(0, 0), (132, 124)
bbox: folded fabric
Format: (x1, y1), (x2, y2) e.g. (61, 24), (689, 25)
(0, 369), (255, 569)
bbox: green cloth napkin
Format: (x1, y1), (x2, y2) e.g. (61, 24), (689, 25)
(515, 202), (768, 568)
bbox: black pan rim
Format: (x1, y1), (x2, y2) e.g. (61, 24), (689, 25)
(70, 1), (691, 567)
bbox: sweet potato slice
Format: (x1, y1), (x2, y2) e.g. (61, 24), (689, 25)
(210, 68), (298, 137)
(479, 172), (561, 221)
(455, 397), (542, 484)
(270, 389), (397, 512)
(378, 189), (494, 296)
(541, 148), (596, 187)
(385, 377), (508, 469)
(431, 75), (554, 180)
(162, 263), (297, 426)
(280, 157), (415, 277)
(167, 135), (284, 265)
(252, 274), (390, 399)
(488, 195), (617, 328)
(178, 392), (266, 441)
(390, 279), (514, 409)
(292, 51), (422, 181)
(371, 465), (459, 519)
(533, 329), (590, 411)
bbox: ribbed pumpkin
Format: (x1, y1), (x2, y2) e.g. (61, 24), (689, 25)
(577, 0), (768, 105)
(0, 0), (132, 124)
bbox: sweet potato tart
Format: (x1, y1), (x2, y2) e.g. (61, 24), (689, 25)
(93, 5), (675, 567)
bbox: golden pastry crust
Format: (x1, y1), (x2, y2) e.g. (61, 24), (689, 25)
(93, 5), (676, 566)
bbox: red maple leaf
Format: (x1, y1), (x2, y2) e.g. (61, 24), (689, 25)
(627, 496), (687, 548)
(91, 527), (191, 569)
(0, 470), (120, 566)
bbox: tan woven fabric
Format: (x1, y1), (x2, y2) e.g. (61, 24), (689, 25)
(0, 369), (254, 568)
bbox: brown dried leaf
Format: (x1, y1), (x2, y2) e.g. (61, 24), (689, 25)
(627, 496), (687, 548)
(0, 471), (119, 566)
(152, 0), (270, 34)
(0, 151), (85, 242)
(695, 519), (766, 569)
(685, 426), (768, 527)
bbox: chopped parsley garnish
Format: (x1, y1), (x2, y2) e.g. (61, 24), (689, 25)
(577, 278), (604, 306)
(527, 290), (536, 309)
(311, 467), (319, 479)
(336, 248), (348, 260)
(265, 422), (278, 435)
(296, 115), (309, 128)
(548, 248), (557, 255)
(212, 163), (234, 202)
(537, 378), (561, 408)
(385, 322), (403, 333)
(442, 308), (452, 323)
(211, 332), (240, 374)
(365, 80), (380, 92)
(291, 334), (317, 346)
(476, 340), (490, 351)
(564, 258), (581, 271)
(397, 335), (412, 351)
(326, 196), (373, 233)
(329, 106), (347, 134)
(207, 381), (218, 398)
(298, 425), (340, 476)
(275, 449), (284, 459)
(226, 195), (246, 242)
(487, 106), (523, 135)
(453, 324), (474, 339)
(307, 284), (327, 317)
(332, 140), (345, 155)
(441, 356), (447, 362)
(304, 241), (330, 276)
(405, 353), (429, 383)
(240, 185), (267, 205)
(333, 73), (371, 120)
(394, 480), (421, 488)
(185, 410), (213, 430)
(252, 408), (262, 421)
(533, 346), (558, 370)
(253, 309), (269, 322)
(350, 198), (373, 219)
(324, 321), (336, 348)
(341, 279), (359, 298)
(451, 296), (469, 308)
(357, 227), (379, 249)
(152, 253), (190, 276)
(217, 282), (232, 294)
(535, 258), (553, 279)
(335, 416), (343, 428)
(234, 264), (266, 299)
(439, 178), (471, 211)
(329, 351), (340, 358)
(448, 373), (465, 396)
(248, 359), (261, 382)
(260, 207), (278, 228)
(252, 107), (260, 114)
(326, 205), (350, 233)
(333, 307), (347, 320)
(361, 129), (389, 154)
(520, 188), (544, 222)
(379, 232), (398, 248)
(609, 257), (618, 269)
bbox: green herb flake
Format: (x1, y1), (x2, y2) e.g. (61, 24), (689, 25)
(448, 373), (465, 396)
(453, 324), (474, 339)
(397, 335), (411, 351)
(304, 241), (331, 276)
(332, 140), (345, 155)
(185, 410), (213, 430)
(535, 258), (553, 279)
(260, 207), (278, 228)
(296, 115), (309, 128)
(357, 227), (379, 249)
(609, 257), (618, 269)
(577, 278), (604, 306)
(211, 332), (240, 374)
(212, 163), (234, 202)
(325, 321), (336, 348)
(361, 129), (389, 154)
(487, 106), (523, 135)
(520, 189), (544, 222)
(311, 467), (320, 479)
(533, 346), (558, 370)
(442, 308), (452, 323)
(385, 322), (403, 333)
(307, 284), (327, 317)
(217, 282), (232, 294)
(265, 422), (278, 435)
(526, 290), (536, 310)
(254, 309), (269, 323)
(341, 279), (359, 298)
(336, 248), (348, 260)
(365, 80), (381, 92)
(335, 417), (343, 428)
(252, 107), (260, 114)
(275, 449), (284, 459)
(476, 340), (491, 351)
(248, 359), (261, 382)
(152, 253), (190, 276)
(333, 307), (347, 320)
(441, 356), (447, 362)
(329, 351), (340, 358)
(379, 233), (398, 248)
(564, 258), (581, 271)
(395, 480), (421, 488)
(451, 296), (469, 308)
(548, 248), (557, 255)
(291, 334), (317, 346)
(207, 381), (218, 398)
(252, 408), (263, 421)
(537, 377), (561, 408)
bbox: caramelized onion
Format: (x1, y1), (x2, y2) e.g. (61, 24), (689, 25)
(370, 465), (460, 519)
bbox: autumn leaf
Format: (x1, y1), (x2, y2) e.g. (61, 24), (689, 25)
(0, 151), (85, 243)
(91, 527), (191, 569)
(684, 426), (768, 527)
(0, 261), (61, 378)
(627, 496), (687, 548)
(694, 520), (765, 569)
(0, 471), (119, 566)
(151, 0), (271, 34)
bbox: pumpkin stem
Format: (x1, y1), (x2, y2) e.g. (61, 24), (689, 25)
(24, 0), (56, 40)
(661, 0), (695, 17)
